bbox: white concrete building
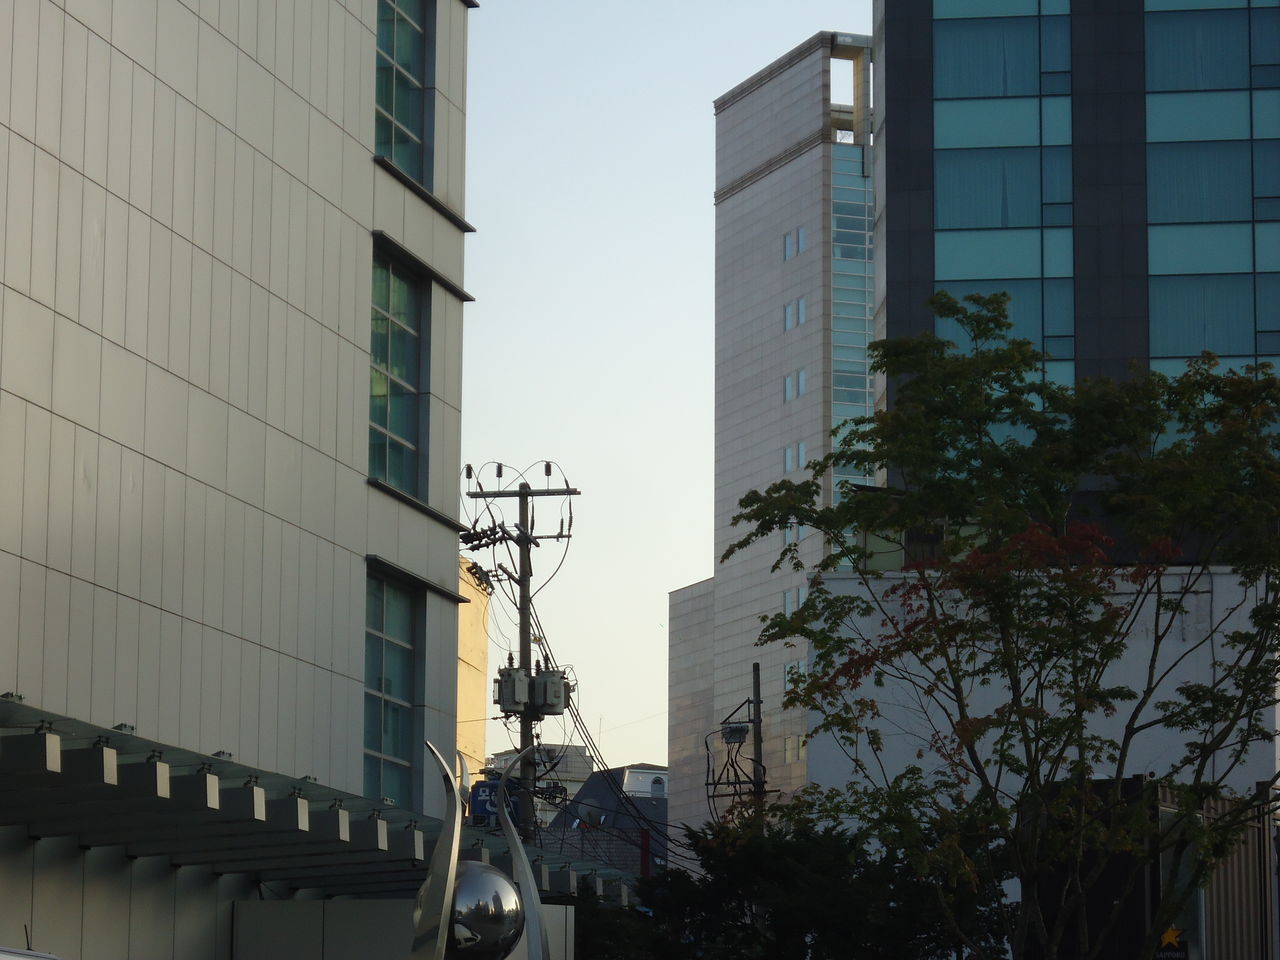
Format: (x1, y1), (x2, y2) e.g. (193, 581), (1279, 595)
(0, 0), (482, 955)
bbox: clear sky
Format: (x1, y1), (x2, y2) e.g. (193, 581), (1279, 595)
(461, 1), (874, 771)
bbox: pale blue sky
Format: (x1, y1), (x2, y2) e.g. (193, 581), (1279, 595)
(461, 1), (874, 768)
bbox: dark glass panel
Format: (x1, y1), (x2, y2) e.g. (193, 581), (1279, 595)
(1253, 9), (1279, 65)
(1149, 275), (1254, 356)
(1042, 203), (1073, 226)
(383, 701), (412, 760)
(388, 439), (417, 492)
(368, 429), (387, 481)
(1256, 141), (1280, 198)
(384, 582), (413, 642)
(376, 0), (395, 54)
(388, 380), (417, 441)
(393, 71), (423, 135)
(935, 147), (1041, 228)
(1044, 336), (1075, 359)
(363, 754), (380, 799)
(1146, 10), (1249, 92)
(371, 311), (389, 367)
(935, 18), (1039, 98)
(1044, 278), (1074, 337)
(372, 257), (390, 310)
(1147, 141), (1252, 222)
(1041, 72), (1071, 95)
(364, 694), (381, 751)
(1041, 16), (1070, 73)
(395, 13), (424, 76)
(1042, 146), (1072, 203)
(383, 642), (413, 701)
(366, 577), (384, 630)
(365, 633), (381, 690)
(370, 369), (389, 427)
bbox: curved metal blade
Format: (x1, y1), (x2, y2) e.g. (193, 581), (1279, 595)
(498, 749), (549, 960)
(408, 740), (461, 960)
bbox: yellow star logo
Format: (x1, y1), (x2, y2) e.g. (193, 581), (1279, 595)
(1160, 927), (1183, 947)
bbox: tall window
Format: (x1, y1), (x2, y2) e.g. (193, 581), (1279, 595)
(376, 0), (434, 185)
(370, 252), (426, 495)
(365, 574), (418, 807)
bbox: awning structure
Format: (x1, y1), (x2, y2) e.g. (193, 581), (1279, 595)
(0, 701), (633, 902)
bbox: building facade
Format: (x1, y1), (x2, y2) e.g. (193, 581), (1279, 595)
(670, 0), (1280, 831)
(0, 0), (477, 954)
(668, 31), (874, 831)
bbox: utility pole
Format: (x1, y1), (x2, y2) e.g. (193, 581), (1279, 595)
(465, 475), (579, 844)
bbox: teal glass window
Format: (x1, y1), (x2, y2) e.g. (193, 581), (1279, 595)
(1254, 9), (1279, 65)
(370, 253), (426, 495)
(1043, 228), (1073, 277)
(1259, 223), (1280, 271)
(936, 228), (1042, 280)
(1041, 16), (1071, 72)
(1149, 274), (1255, 356)
(935, 0), (1038, 16)
(1044, 277), (1074, 336)
(1259, 274), (1280, 331)
(935, 18), (1040, 99)
(935, 98), (1041, 148)
(1147, 91), (1251, 141)
(1146, 10), (1250, 91)
(935, 278), (1043, 347)
(1149, 223), (1254, 274)
(364, 574), (418, 807)
(1257, 141), (1280, 199)
(935, 147), (1041, 228)
(1258, 90), (1280, 138)
(1147, 141), (1253, 222)
(1042, 146), (1073, 203)
(376, 0), (434, 185)
(1041, 96), (1072, 145)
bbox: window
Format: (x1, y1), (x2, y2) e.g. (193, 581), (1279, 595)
(783, 736), (796, 764)
(783, 232), (796, 260)
(1147, 141), (1252, 223)
(1150, 274), (1255, 356)
(797, 441), (807, 467)
(934, 18), (1040, 99)
(376, 0), (435, 185)
(784, 374), (794, 402)
(784, 301), (795, 330)
(935, 147), (1041, 228)
(1146, 10), (1249, 92)
(650, 777), (665, 798)
(370, 252), (427, 495)
(797, 368), (807, 396)
(797, 225), (807, 253)
(364, 574), (419, 807)
(784, 446), (794, 473)
(797, 297), (807, 325)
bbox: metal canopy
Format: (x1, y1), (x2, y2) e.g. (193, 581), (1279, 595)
(0, 701), (629, 900)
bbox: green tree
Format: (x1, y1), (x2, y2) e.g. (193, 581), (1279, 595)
(585, 809), (1004, 960)
(726, 292), (1280, 960)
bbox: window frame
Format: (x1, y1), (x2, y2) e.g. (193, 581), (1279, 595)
(369, 247), (431, 498)
(364, 570), (424, 809)
(375, 0), (437, 187)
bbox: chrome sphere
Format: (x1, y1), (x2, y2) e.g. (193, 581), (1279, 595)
(446, 860), (525, 960)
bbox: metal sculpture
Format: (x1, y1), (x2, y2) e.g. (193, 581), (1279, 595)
(407, 743), (547, 960)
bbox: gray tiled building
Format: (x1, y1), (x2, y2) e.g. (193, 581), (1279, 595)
(668, 31), (873, 832)
(0, 0), (477, 954)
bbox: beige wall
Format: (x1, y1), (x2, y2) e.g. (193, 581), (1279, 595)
(456, 557), (490, 775)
